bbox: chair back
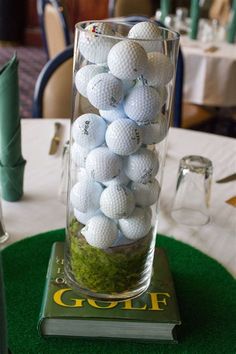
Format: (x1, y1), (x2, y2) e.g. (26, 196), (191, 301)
(33, 45), (73, 118)
(37, 0), (71, 59)
(108, 0), (154, 17)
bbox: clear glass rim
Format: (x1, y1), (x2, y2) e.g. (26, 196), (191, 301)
(75, 19), (180, 43)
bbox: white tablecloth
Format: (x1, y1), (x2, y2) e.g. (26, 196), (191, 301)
(181, 36), (236, 107)
(1, 119), (236, 277)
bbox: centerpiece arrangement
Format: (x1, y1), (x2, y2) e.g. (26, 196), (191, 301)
(64, 20), (179, 301)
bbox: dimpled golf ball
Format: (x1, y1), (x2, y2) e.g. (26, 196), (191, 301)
(140, 113), (168, 144)
(72, 113), (106, 149)
(71, 143), (91, 168)
(70, 177), (103, 213)
(81, 215), (118, 249)
(99, 104), (127, 124)
(143, 52), (174, 88)
(130, 179), (161, 207)
(79, 22), (116, 64)
(124, 147), (159, 183)
(100, 184), (135, 219)
(118, 207), (152, 240)
(87, 73), (123, 110)
(85, 146), (123, 182)
(128, 21), (162, 53)
(124, 86), (161, 124)
(105, 118), (142, 156)
(122, 79), (136, 95)
(103, 169), (130, 187)
(75, 64), (107, 97)
(107, 40), (148, 80)
(74, 207), (101, 225)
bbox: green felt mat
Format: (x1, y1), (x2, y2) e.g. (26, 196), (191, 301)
(2, 229), (236, 354)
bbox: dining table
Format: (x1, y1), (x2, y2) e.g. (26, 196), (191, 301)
(180, 35), (236, 108)
(1, 118), (236, 278)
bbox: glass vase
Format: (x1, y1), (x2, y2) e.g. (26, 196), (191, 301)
(64, 20), (179, 301)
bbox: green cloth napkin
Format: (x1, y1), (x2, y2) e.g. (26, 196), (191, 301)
(0, 55), (26, 202)
(189, 0), (200, 40)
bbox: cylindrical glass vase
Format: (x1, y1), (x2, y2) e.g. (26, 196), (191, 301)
(64, 20), (179, 301)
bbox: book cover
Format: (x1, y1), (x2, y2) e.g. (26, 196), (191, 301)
(38, 242), (181, 342)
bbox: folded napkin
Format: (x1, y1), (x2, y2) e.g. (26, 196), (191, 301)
(0, 55), (26, 201)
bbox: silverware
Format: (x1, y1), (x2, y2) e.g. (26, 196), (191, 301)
(216, 173), (236, 184)
(49, 122), (62, 155)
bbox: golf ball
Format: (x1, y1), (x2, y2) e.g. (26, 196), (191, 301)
(100, 184), (135, 219)
(74, 207), (101, 225)
(143, 52), (174, 88)
(81, 215), (118, 249)
(103, 170), (130, 187)
(128, 21), (162, 52)
(141, 113), (168, 144)
(72, 113), (106, 149)
(118, 207), (152, 240)
(70, 177), (103, 213)
(87, 73), (123, 110)
(107, 40), (148, 80)
(79, 22), (116, 64)
(124, 86), (161, 124)
(105, 118), (142, 156)
(130, 179), (161, 207)
(124, 147), (159, 183)
(71, 143), (91, 168)
(99, 104), (127, 124)
(75, 64), (107, 97)
(85, 146), (123, 182)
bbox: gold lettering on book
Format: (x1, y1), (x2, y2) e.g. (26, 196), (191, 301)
(149, 292), (170, 310)
(54, 288), (171, 311)
(87, 300), (118, 309)
(53, 288), (86, 307)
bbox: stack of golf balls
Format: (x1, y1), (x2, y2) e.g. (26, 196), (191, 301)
(70, 21), (174, 249)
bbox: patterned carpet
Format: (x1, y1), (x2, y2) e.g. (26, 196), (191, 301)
(0, 46), (235, 137)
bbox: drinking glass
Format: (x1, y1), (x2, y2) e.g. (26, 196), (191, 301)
(0, 199), (9, 244)
(171, 155), (213, 226)
(64, 20), (180, 301)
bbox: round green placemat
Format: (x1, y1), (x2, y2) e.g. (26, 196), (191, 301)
(2, 229), (236, 354)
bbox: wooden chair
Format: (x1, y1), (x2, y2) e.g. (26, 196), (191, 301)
(37, 0), (71, 59)
(108, 0), (154, 18)
(32, 45), (73, 118)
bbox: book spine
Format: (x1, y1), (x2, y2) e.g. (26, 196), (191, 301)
(37, 242), (63, 336)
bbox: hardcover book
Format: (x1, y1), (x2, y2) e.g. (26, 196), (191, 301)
(38, 242), (181, 342)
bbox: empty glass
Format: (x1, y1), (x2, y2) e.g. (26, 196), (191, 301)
(171, 155), (213, 226)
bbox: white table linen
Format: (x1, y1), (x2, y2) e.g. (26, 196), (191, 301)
(1, 119), (236, 278)
(181, 36), (236, 107)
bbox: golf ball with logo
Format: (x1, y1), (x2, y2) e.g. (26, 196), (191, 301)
(100, 184), (135, 219)
(124, 86), (161, 124)
(81, 215), (118, 249)
(107, 40), (148, 80)
(87, 73), (123, 110)
(140, 113), (168, 144)
(105, 118), (142, 156)
(99, 104), (127, 124)
(124, 147), (159, 183)
(143, 52), (174, 88)
(118, 207), (152, 240)
(70, 177), (103, 213)
(130, 179), (161, 207)
(72, 113), (106, 149)
(85, 146), (123, 182)
(75, 64), (107, 97)
(128, 21), (162, 53)
(79, 22), (116, 64)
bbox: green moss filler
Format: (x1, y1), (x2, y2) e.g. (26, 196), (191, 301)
(68, 219), (153, 294)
